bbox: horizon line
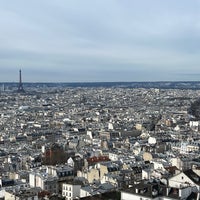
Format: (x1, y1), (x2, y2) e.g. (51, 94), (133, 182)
(1, 80), (200, 83)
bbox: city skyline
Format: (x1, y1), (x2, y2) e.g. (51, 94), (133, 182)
(0, 0), (200, 82)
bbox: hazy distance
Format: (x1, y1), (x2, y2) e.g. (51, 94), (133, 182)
(0, 0), (200, 82)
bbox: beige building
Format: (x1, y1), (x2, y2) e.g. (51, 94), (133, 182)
(170, 157), (191, 171)
(77, 168), (100, 183)
(99, 162), (120, 179)
(143, 152), (153, 162)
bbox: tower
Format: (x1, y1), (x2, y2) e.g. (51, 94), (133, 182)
(18, 69), (25, 93)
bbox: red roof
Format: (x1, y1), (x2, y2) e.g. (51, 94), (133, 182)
(87, 156), (110, 164)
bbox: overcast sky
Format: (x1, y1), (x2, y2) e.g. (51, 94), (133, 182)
(1, 0), (200, 82)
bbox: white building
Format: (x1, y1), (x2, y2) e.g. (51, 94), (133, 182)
(29, 172), (58, 194)
(190, 121), (199, 130)
(121, 178), (198, 200)
(62, 183), (81, 200)
(168, 169), (200, 191)
(80, 186), (93, 198)
(148, 136), (157, 145)
(108, 152), (119, 161)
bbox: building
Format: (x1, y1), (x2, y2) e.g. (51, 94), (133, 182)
(62, 182), (81, 200)
(5, 188), (39, 200)
(121, 179), (198, 200)
(29, 171), (59, 194)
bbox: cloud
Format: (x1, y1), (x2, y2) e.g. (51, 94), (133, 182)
(0, 0), (200, 81)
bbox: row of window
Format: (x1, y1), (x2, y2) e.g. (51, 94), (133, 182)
(58, 171), (73, 176)
(63, 185), (72, 191)
(62, 191), (72, 197)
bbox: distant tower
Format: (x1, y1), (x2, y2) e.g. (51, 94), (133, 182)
(2, 84), (4, 92)
(18, 69), (25, 93)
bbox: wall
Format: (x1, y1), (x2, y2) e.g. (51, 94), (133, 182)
(169, 172), (200, 191)
(87, 168), (100, 183)
(62, 183), (81, 199)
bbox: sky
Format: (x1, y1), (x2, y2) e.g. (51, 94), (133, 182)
(0, 0), (200, 82)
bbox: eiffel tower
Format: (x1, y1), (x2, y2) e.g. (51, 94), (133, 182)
(18, 69), (25, 93)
